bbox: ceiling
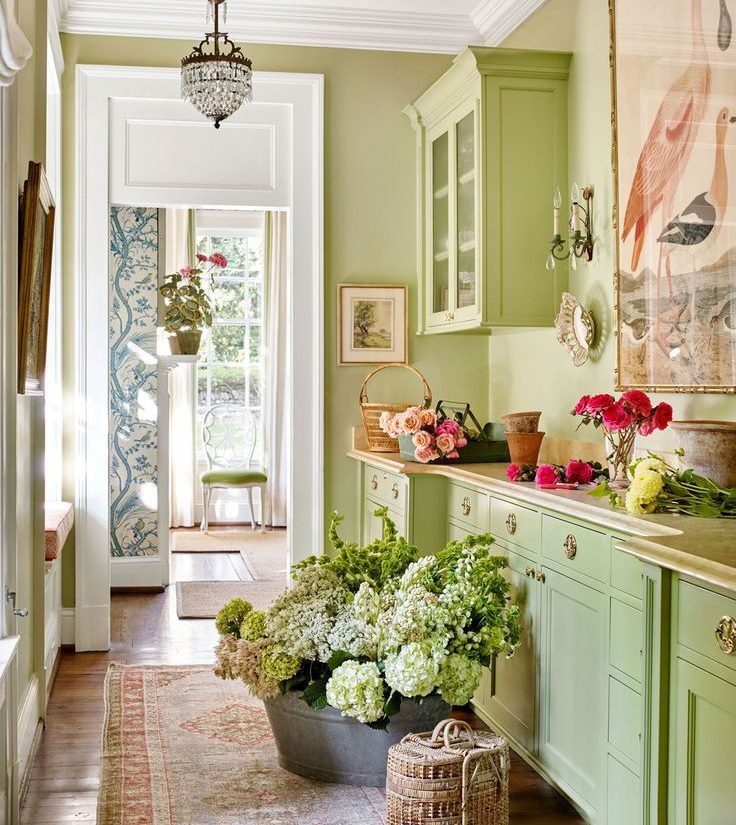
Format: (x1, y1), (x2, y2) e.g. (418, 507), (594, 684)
(54, 0), (548, 54)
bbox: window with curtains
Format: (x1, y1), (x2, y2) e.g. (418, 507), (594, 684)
(195, 229), (265, 464)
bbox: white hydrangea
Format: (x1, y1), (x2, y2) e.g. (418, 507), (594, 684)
(438, 653), (483, 706)
(326, 661), (386, 723)
(327, 605), (377, 660)
(384, 642), (444, 697)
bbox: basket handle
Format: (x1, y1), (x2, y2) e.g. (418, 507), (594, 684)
(358, 363), (432, 407)
(430, 719), (477, 749)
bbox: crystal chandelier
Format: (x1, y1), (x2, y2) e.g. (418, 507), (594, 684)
(181, 0), (253, 129)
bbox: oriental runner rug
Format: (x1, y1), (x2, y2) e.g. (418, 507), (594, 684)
(98, 664), (387, 825)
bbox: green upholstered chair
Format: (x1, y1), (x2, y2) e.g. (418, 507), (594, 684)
(200, 403), (267, 534)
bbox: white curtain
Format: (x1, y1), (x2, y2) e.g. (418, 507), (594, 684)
(166, 209), (197, 528)
(264, 212), (289, 527)
(0, 0), (31, 87)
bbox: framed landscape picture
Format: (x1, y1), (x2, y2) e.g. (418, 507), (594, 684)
(18, 161), (55, 395)
(611, 0), (736, 391)
(337, 284), (407, 365)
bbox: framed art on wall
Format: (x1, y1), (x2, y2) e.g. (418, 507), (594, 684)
(18, 161), (55, 395)
(337, 284), (407, 365)
(611, 0), (736, 391)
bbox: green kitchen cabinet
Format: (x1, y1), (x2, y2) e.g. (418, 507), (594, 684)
(404, 47), (570, 334)
(671, 658), (736, 825)
(538, 565), (607, 820)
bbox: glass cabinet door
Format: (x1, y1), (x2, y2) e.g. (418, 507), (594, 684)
(430, 131), (450, 319)
(455, 109), (477, 315)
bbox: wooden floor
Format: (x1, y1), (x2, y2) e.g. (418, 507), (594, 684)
(22, 549), (584, 824)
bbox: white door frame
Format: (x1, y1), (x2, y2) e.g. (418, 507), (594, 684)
(75, 66), (324, 651)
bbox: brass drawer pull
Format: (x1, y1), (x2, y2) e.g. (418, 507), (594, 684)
(505, 513), (517, 535)
(536, 571), (546, 583)
(525, 567), (535, 578)
(563, 534), (577, 560)
(391, 483), (400, 500)
(461, 496), (471, 517)
(715, 615), (736, 654)
(370, 475), (378, 492)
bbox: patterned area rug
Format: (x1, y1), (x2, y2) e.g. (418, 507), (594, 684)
(99, 665), (387, 825)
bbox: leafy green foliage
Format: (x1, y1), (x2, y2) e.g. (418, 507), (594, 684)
(326, 650), (354, 672)
(302, 678), (329, 710)
(159, 271), (214, 332)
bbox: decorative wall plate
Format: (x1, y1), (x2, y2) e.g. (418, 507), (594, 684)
(555, 292), (595, 367)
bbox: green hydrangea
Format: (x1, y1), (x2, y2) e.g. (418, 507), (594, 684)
(240, 610), (266, 642)
(384, 642), (443, 697)
(438, 653), (482, 707)
(260, 645), (302, 682)
(215, 598), (253, 637)
(326, 661), (386, 723)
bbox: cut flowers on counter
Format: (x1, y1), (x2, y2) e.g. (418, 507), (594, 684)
(506, 460), (607, 486)
(379, 407), (468, 463)
(214, 509), (521, 728)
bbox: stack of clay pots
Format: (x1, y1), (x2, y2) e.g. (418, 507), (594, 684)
(502, 411), (544, 466)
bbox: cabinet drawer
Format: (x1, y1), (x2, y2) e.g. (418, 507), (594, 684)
(610, 598), (642, 683)
(677, 579), (736, 675)
(608, 676), (641, 766)
(542, 516), (609, 583)
(610, 544), (643, 600)
(490, 497), (540, 554)
(364, 499), (405, 542)
(447, 483), (488, 532)
(364, 465), (406, 510)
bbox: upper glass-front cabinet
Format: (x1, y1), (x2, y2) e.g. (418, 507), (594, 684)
(406, 47), (570, 334)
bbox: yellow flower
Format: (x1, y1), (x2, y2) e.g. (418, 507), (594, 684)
(625, 470), (663, 515)
(633, 457), (666, 480)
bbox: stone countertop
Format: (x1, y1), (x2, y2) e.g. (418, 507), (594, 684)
(348, 445), (736, 593)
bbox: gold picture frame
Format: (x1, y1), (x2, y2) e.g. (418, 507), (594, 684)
(337, 284), (407, 365)
(18, 161), (55, 395)
(610, 0), (736, 393)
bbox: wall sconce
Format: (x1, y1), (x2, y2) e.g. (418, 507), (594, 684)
(546, 183), (594, 271)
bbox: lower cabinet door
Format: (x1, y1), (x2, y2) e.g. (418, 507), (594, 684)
(538, 566), (606, 817)
(672, 658), (736, 825)
(485, 548), (539, 752)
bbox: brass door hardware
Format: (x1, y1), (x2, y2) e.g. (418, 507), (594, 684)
(391, 483), (400, 500)
(505, 513), (517, 535)
(370, 475), (378, 491)
(563, 534), (577, 560)
(535, 571), (546, 583)
(715, 615), (736, 654)
(461, 497), (471, 517)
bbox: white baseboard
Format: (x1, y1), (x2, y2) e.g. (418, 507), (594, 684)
(61, 609), (75, 646)
(17, 676), (41, 787)
(75, 604), (110, 652)
(111, 556), (164, 589)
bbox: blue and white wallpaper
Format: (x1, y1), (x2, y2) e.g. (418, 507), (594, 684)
(109, 206), (159, 558)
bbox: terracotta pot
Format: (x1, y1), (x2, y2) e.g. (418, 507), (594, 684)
(175, 329), (202, 355)
(506, 431), (545, 466)
(501, 411), (542, 433)
(670, 420), (736, 488)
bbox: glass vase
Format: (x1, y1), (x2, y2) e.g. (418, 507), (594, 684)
(604, 427), (636, 487)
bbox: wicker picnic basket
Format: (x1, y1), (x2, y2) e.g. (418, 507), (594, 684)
(359, 363), (432, 452)
(386, 720), (509, 825)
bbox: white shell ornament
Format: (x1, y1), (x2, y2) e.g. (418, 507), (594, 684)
(555, 292), (595, 367)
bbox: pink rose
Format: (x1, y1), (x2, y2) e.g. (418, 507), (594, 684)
(637, 418), (655, 437)
(401, 411), (421, 435)
(196, 253), (208, 262)
(209, 252), (228, 267)
(535, 464), (559, 485)
(621, 390), (652, 418)
(455, 436), (468, 449)
(445, 450), (460, 460)
(574, 395), (591, 415)
(179, 266), (193, 276)
(652, 402), (673, 431)
(415, 445), (439, 464)
(436, 419), (460, 436)
(419, 408), (437, 428)
(435, 433), (456, 454)
(412, 430), (432, 449)
(602, 402), (632, 432)
(506, 464), (522, 482)
(565, 460), (593, 484)
(586, 393), (615, 413)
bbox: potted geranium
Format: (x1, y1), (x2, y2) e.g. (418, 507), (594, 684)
(213, 509), (521, 786)
(159, 252), (227, 354)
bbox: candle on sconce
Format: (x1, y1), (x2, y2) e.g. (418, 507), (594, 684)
(553, 186), (561, 237)
(570, 182), (580, 233)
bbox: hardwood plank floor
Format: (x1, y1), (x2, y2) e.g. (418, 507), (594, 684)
(22, 550), (584, 824)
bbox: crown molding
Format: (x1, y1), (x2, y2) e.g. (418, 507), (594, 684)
(472, 0), (548, 46)
(60, 1), (482, 54)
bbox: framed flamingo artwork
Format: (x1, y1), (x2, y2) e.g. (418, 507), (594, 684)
(611, 0), (736, 391)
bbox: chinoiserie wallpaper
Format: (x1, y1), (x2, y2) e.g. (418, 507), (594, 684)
(109, 206), (160, 557)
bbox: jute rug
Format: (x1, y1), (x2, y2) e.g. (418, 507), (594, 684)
(98, 664), (387, 825)
(171, 529), (260, 553)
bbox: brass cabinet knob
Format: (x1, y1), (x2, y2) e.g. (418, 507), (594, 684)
(715, 615), (736, 654)
(444, 311), (455, 322)
(461, 496), (471, 517)
(536, 571), (546, 583)
(391, 483), (400, 500)
(370, 475), (378, 491)
(525, 567), (535, 578)
(563, 534), (577, 560)
(505, 513), (517, 535)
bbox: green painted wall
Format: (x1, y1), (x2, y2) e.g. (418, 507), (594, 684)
(498, 0), (735, 455)
(59, 35), (491, 591)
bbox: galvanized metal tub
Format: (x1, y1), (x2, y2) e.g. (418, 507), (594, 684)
(263, 690), (450, 786)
